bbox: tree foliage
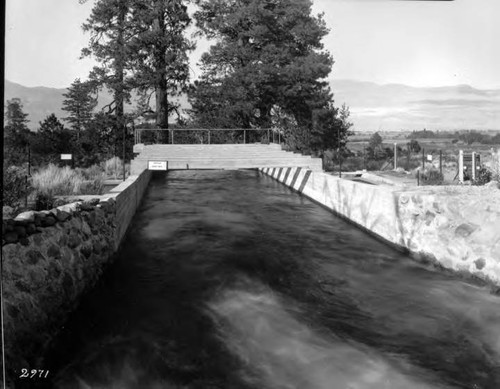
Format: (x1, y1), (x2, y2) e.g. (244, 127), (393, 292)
(366, 132), (385, 160)
(82, 0), (194, 128)
(128, 0), (194, 126)
(31, 114), (75, 165)
(62, 78), (98, 137)
(190, 0), (351, 153)
(4, 98), (32, 166)
(409, 139), (421, 153)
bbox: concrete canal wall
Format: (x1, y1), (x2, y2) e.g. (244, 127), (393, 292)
(259, 167), (500, 287)
(1, 170), (152, 379)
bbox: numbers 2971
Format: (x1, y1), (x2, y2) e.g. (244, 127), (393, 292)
(19, 369), (49, 379)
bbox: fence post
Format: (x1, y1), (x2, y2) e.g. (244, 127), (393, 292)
(417, 170), (420, 186)
(458, 149), (464, 183)
(208, 130), (211, 145)
(439, 150), (442, 176)
(268, 128), (270, 144)
(244, 129), (246, 144)
(25, 175), (28, 208)
(471, 151), (476, 181)
(422, 148), (425, 170)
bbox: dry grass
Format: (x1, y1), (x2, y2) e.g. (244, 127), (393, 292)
(31, 164), (105, 197)
(102, 157), (130, 179)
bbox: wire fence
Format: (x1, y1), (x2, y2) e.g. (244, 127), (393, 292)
(134, 128), (282, 145)
(326, 145), (500, 186)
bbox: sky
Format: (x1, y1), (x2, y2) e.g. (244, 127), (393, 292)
(4, 0), (500, 90)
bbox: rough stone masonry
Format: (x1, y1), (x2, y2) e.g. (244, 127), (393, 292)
(2, 197), (117, 379)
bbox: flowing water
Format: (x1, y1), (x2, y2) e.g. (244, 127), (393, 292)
(37, 170), (500, 388)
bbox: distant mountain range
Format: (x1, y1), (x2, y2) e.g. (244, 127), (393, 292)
(3, 80), (188, 130)
(331, 79), (500, 132)
(4, 79), (500, 131)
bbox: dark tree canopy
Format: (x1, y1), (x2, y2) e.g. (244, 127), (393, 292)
(189, 0), (350, 153)
(82, 0), (194, 128)
(31, 114), (74, 165)
(62, 78), (98, 138)
(4, 98), (32, 166)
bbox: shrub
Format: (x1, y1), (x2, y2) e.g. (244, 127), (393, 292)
(419, 168), (444, 185)
(472, 166), (493, 186)
(2, 166), (32, 208)
(34, 192), (54, 211)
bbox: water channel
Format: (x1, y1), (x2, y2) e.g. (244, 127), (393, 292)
(39, 170), (500, 388)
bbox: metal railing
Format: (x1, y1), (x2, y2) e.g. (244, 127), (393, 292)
(134, 127), (283, 145)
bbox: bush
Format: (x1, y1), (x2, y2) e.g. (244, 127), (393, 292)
(34, 192), (54, 211)
(472, 167), (493, 186)
(2, 166), (32, 208)
(419, 168), (444, 185)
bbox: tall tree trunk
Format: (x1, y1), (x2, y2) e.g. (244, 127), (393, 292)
(154, 1), (169, 128)
(115, 2), (126, 153)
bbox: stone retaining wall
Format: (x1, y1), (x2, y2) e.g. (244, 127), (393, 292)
(1, 170), (152, 383)
(259, 167), (500, 286)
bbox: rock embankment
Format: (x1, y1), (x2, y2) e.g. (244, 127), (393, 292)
(2, 197), (117, 378)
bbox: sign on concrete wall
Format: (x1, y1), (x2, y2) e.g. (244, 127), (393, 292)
(148, 161), (167, 171)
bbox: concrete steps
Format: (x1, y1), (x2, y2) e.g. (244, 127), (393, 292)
(131, 144), (323, 173)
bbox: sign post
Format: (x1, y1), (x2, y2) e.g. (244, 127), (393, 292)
(60, 154), (73, 168)
(148, 161), (168, 171)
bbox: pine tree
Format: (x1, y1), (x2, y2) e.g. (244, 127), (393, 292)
(4, 98), (32, 166)
(82, 0), (193, 131)
(82, 0), (131, 157)
(190, 0), (345, 153)
(31, 114), (74, 165)
(128, 0), (194, 127)
(62, 78), (98, 140)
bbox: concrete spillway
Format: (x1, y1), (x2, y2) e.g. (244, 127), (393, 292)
(131, 143), (323, 174)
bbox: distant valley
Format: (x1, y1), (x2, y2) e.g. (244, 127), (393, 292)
(4, 79), (500, 132)
(332, 80), (500, 132)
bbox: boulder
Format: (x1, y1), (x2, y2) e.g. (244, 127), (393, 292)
(42, 216), (57, 227)
(3, 232), (18, 244)
(80, 201), (95, 211)
(14, 211), (35, 223)
(57, 203), (80, 215)
(54, 209), (71, 222)
(89, 198), (101, 205)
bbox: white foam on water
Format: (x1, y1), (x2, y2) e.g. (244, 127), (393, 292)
(209, 287), (451, 389)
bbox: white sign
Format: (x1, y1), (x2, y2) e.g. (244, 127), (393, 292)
(148, 161), (167, 170)
(61, 154), (72, 160)
(427, 154), (433, 162)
